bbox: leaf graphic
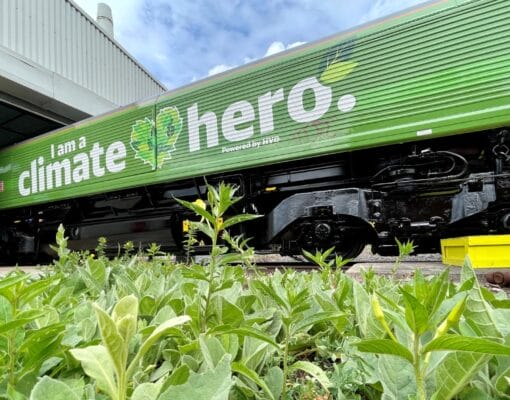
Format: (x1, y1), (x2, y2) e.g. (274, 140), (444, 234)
(319, 39), (358, 84)
(320, 59), (358, 84)
(155, 106), (182, 168)
(130, 118), (155, 168)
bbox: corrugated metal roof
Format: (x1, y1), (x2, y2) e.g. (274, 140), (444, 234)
(0, 0), (166, 107)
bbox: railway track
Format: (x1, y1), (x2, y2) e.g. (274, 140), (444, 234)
(2, 252), (509, 294)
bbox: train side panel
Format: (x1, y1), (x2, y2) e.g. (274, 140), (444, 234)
(0, 102), (157, 209)
(0, 0), (508, 211)
(153, 0), (510, 185)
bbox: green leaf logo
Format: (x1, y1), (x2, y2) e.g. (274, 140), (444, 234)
(130, 117), (154, 167)
(319, 40), (358, 84)
(155, 107), (183, 167)
(130, 107), (182, 169)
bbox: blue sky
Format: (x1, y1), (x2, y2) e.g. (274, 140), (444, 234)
(75, 0), (428, 89)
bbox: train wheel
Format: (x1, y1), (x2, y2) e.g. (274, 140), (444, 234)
(333, 238), (366, 261)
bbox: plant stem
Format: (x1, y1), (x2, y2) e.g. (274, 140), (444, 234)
(118, 372), (127, 400)
(202, 223), (218, 332)
(7, 295), (19, 386)
(413, 333), (426, 400)
(281, 324), (290, 399)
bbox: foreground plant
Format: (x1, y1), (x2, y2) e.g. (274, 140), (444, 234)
(70, 295), (190, 400)
(1, 184), (509, 400)
(176, 182), (260, 332)
(354, 263), (510, 400)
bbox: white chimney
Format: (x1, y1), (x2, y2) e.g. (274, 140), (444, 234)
(97, 3), (114, 38)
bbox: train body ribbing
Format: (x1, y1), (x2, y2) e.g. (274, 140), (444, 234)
(1, 0), (510, 261)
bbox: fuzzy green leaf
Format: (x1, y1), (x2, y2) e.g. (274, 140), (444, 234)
(70, 345), (116, 399)
(264, 366), (283, 400)
(288, 361), (332, 392)
(131, 381), (163, 400)
(461, 261), (501, 337)
(209, 325), (280, 351)
(401, 290), (429, 334)
(112, 294), (138, 344)
(127, 315), (191, 379)
(29, 376), (80, 400)
(355, 339), (414, 363)
(378, 355), (417, 400)
(423, 334), (510, 355)
(93, 304), (126, 378)
(232, 361), (275, 400)
(158, 354), (233, 400)
(430, 351), (489, 400)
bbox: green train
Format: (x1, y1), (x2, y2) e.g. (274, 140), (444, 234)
(1, 0), (510, 261)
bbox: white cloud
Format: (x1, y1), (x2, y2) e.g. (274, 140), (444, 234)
(264, 41), (285, 57)
(264, 41), (306, 57)
(207, 40), (307, 79)
(207, 64), (237, 77)
(73, 0), (428, 90)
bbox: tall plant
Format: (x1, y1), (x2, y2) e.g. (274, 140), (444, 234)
(176, 182), (260, 332)
(354, 264), (510, 400)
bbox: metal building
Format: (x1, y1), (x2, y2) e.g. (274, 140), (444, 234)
(0, 0), (166, 147)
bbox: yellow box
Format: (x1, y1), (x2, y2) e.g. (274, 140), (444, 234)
(441, 235), (510, 268)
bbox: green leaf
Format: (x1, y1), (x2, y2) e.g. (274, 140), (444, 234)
(200, 334), (227, 369)
(377, 355), (417, 400)
(293, 311), (347, 334)
(495, 365), (510, 394)
(0, 312), (46, 336)
(401, 290), (429, 335)
(87, 258), (107, 287)
(19, 277), (59, 306)
(220, 298), (244, 327)
(0, 274), (29, 303)
(158, 354), (233, 400)
(424, 269), (450, 315)
(93, 304), (126, 379)
(430, 351), (489, 400)
(288, 361), (332, 392)
(131, 381), (162, 400)
(29, 376), (80, 400)
(70, 345), (116, 399)
(251, 280), (288, 312)
(352, 280), (386, 338)
(127, 315), (191, 379)
(209, 325), (280, 351)
(221, 214), (261, 230)
(165, 364), (190, 387)
(112, 294), (138, 344)
(140, 295), (157, 316)
(18, 323), (65, 378)
(355, 339), (414, 363)
(423, 334), (510, 355)
(264, 366), (283, 400)
(175, 198), (215, 225)
(461, 261), (501, 337)
(232, 361), (275, 400)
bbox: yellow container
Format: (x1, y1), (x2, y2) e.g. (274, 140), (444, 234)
(441, 235), (510, 268)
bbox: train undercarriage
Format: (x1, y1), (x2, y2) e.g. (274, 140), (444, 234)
(2, 128), (510, 263)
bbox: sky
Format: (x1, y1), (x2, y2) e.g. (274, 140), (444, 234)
(74, 0), (429, 89)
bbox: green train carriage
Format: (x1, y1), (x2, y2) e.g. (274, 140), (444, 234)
(1, 0), (509, 260)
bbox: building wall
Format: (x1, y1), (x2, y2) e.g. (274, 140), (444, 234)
(0, 0), (165, 107)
